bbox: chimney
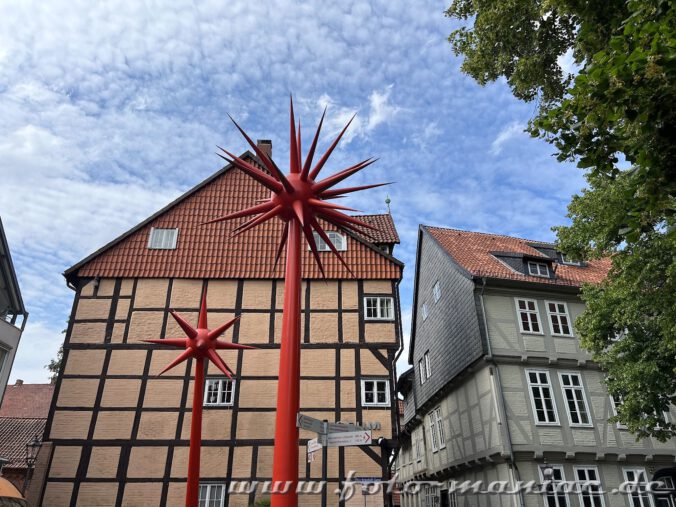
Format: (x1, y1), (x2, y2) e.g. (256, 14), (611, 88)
(15, 379), (23, 386)
(256, 139), (272, 159)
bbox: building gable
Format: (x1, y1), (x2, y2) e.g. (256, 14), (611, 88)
(65, 155), (403, 283)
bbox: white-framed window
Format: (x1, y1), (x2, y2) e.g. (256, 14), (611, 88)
(539, 465), (569, 507)
(528, 261), (550, 277)
(361, 379), (390, 407)
(574, 466), (605, 507)
(430, 406), (446, 449)
(526, 370), (559, 425)
(559, 373), (592, 427)
(448, 490), (458, 507)
(364, 296), (394, 321)
(198, 483), (225, 507)
(423, 484), (440, 507)
(204, 379), (235, 407)
(421, 302), (429, 321)
(425, 352), (431, 379)
(516, 298), (543, 334)
(311, 231), (346, 251)
(623, 468), (654, 507)
(415, 436), (423, 462)
(609, 394), (628, 429)
(561, 254), (582, 266)
(433, 281), (441, 303)
(428, 413), (438, 452)
(148, 227), (179, 249)
(419, 358), (426, 385)
(546, 301), (574, 336)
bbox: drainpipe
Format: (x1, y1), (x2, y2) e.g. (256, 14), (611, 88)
(479, 277), (525, 507)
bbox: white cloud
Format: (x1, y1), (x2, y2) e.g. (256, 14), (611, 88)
(9, 320), (64, 384)
(366, 85), (401, 131)
(490, 121), (526, 155)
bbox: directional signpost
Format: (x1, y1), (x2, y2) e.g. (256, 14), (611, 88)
(326, 430), (372, 447)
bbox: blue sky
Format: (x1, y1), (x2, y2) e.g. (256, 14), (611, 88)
(0, 0), (584, 383)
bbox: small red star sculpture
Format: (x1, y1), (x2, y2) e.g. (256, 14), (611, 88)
(205, 97), (389, 507)
(145, 287), (253, 507)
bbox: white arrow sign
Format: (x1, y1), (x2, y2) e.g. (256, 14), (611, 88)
(326, 430), (372, 447)
(307, 438), (322, 453)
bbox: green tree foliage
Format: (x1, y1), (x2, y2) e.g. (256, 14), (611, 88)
(447, 0), (675, 439)
(45, 344), (63, 383)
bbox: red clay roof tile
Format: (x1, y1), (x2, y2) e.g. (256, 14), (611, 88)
(0, 384), (54, 419)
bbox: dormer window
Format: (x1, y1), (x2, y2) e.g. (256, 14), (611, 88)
(527, 261), (549, 277)
(148, 227), (179, 250)
(312, 231), (346, 252)
(560, 254), (582, 266)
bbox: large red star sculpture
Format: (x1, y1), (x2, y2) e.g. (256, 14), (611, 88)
(144, 287), (253, 507)
(205, 97), (389, 507)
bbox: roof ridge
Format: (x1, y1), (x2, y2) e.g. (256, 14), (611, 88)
(422, 224), (556, 246)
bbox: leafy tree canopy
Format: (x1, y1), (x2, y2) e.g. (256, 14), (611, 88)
(447, 0), (675, 439)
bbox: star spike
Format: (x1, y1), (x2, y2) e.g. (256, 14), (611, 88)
(158, 349), (194, 376)
(320, 182), (393, 199)
(300, 107), (326, 181)
(170, 311), (198, 339)
(308, 113), (356, 181)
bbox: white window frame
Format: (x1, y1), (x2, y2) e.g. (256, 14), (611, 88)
(528, 261), (550, 277)
(538, 465), (569, 507)
(361, 379), (390, 407)
(574, 466), (605, 507)
(415, 436), (423, 463)
(433, 281), (441, 303)
(419, 358), (426, 385)
(526, 369), (560, 426)
(422, 302), (429, 321)
(204, 378), (235, 407)
(623, 468), (655, 507)
(560, 254), (582, 266)
(311, 230), (347, 252)
(434, 407), (445, 450)
(428, 413), (438, 452)
(609, 394), (628, 429)
(148, 227), (179, 250)
(424, 352), (431, 379)
(198, 483), (226, 506)
(515, 298), (544, 334)
(558, 372), (592, 427)
(364, 296), (394, 321)
(546, 301), (574, 337)
(448, 490), (458, 507)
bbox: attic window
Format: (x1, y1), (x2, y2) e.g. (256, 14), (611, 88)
(311, 231), (346, 252)
(527, 261), (549, 277)
(560, 254), (582, 266)
(148, 228), (179, 250)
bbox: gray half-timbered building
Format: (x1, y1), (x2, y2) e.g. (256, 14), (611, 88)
(395, 225), (676, 507)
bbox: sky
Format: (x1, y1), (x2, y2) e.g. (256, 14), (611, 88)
(0, 0), (585, 384)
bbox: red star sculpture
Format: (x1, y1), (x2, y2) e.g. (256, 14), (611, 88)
(145, 287), (253, 507)
(205, 97), (389, 507)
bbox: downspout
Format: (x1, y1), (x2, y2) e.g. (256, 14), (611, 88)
(479, 277), (525, 507)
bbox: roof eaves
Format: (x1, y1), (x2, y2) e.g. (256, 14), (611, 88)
(0, 217), (26, 315)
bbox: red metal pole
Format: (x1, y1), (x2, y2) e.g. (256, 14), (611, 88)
(186, 357), (205, 507)
(271, 219), (302, 506)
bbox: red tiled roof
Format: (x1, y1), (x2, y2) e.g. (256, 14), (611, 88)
(425, 226), (611, 287)
(0, 384), (54, 419)
(355, 214), (400, 244)
(66, 156), (402, 281)
(0, 418), (46, 468)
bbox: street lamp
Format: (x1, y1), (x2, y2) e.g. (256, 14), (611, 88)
(22, 436), (42, 496)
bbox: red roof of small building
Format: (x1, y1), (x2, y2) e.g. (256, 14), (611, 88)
(425, 226), (611, 287)
(65, 155), (402, 282)
(0, 384), (53, 469)
(0, 384), (54, 419)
